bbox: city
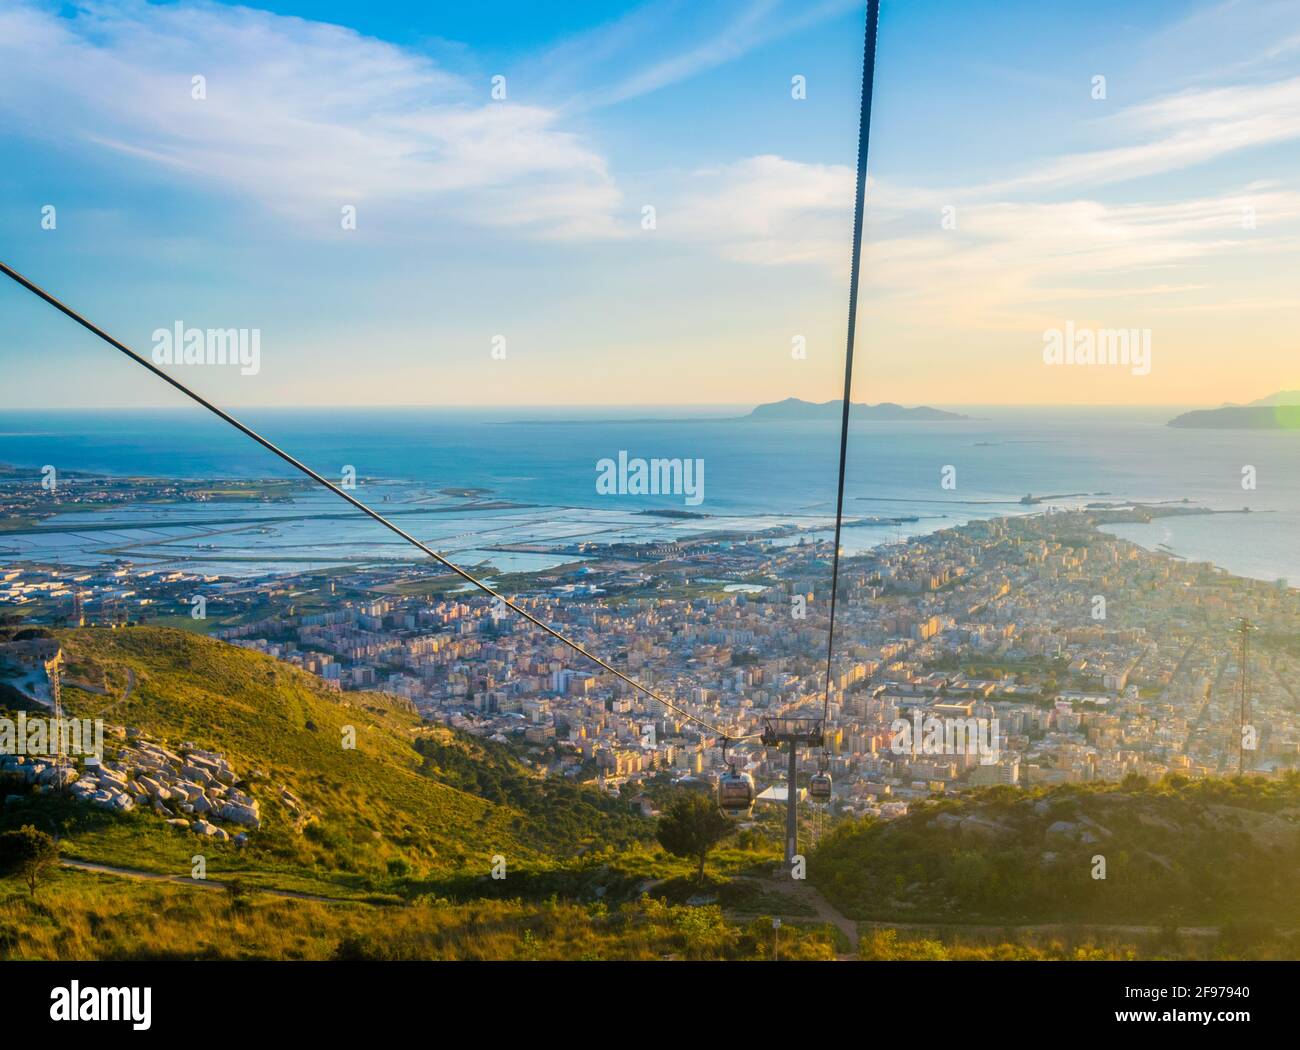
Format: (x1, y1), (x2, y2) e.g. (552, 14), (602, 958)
(7, 488), (1295, 824)
(2, 0), (1298, 1027)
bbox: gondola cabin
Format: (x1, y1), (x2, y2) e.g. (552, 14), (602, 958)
(718, 768), (756, 818)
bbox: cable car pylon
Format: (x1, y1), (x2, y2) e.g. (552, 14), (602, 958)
(761, 717), (826, 863)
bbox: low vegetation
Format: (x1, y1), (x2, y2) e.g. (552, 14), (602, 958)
(0, 868), (835, 961)
(811, 775), (1300, 927)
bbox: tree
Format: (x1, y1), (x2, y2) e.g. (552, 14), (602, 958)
(0, 825), (59, 897)
(656, 792), (732, 884)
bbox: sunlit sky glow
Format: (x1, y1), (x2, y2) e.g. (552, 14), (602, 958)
(1, 0), (1298, 408)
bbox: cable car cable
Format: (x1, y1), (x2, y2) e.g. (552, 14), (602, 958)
(821, 0), (880, 739)
(0, 258), (751, 742)
(1, 1), (877, 788)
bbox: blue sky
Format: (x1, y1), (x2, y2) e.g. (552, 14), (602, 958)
(1, 0), (1299, 408)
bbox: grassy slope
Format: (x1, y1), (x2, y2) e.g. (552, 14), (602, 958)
(2, 626), (643, 895)
(412, 729), (648, 857)
(3, 628), (838, 959)
(0, 867), (836, 961)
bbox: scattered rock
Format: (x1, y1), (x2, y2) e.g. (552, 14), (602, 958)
(41, 728), (259, 839)
(959, 814), (1009, 838)
(1046, 820), (1079, 839)
(220, 800), (261, 829)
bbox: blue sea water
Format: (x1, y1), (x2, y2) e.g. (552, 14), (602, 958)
(1, 405), (1297, 583)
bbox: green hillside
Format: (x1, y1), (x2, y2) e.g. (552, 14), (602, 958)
(812, 776), (1300, 927)
(1, 626), (648, 896)
(8, 626), (1300, 960)
(1, 628), (837, 960)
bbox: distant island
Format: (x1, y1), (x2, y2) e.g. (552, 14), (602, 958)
(1168, 392), (1300, 429)
(502, 398), (967, 426)
(746, 398), (967, 421)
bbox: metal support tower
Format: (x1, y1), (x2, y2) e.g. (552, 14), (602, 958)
(761, 717), (824, 864)
(47, 653), (67, 792)
(1237, 618), (1255, 776)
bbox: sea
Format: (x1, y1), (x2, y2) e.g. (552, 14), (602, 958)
(1, 405), (1297, 584)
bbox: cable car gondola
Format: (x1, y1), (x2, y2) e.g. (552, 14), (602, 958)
(717, 738), (755, 818)
(809, 755), (833, 802)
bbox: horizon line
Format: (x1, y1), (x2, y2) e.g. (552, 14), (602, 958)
(0, 400), (1226, 412)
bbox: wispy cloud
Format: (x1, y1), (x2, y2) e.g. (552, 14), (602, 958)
(525, 0), (859, 112)
(861, 188), (1300, 330)
(0, 0), (624, 237)
(663, 154), (854, 267)
(656, 55), (1300, 337)
(1145, 0), (1300, 82)
(667, 157), (1300, 329)
(980, 75), (1300, 195)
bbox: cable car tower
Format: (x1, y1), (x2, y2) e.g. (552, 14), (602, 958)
(1237, 617), (1255, 775)
(762, 716), (824, 863)
(46, 650), (68, 793)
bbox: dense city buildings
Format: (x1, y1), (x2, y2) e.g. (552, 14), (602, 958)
(9, 503), (1295, 818)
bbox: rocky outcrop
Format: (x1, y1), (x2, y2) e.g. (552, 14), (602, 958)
(3, 728), (262, 840)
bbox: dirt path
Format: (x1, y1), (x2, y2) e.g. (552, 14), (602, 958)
(732, 873), (860, 956)
(60, 858), (358, 905)
(86, 667), (136, 720)
(724, 876), (1278, 954)
(855, 918), (1228, 937)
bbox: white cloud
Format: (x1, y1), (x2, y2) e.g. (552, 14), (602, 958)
(0, 0), (624, 237)
(528, 0), (860, 112)
(664, 155), (855, 267)
(980, 75), (1300, 196)
(658, 157), (1300, 335)
(658, 58), (1300, 335)
(1145, 0), (1300, 80)
(859, 189), (1300, 330)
